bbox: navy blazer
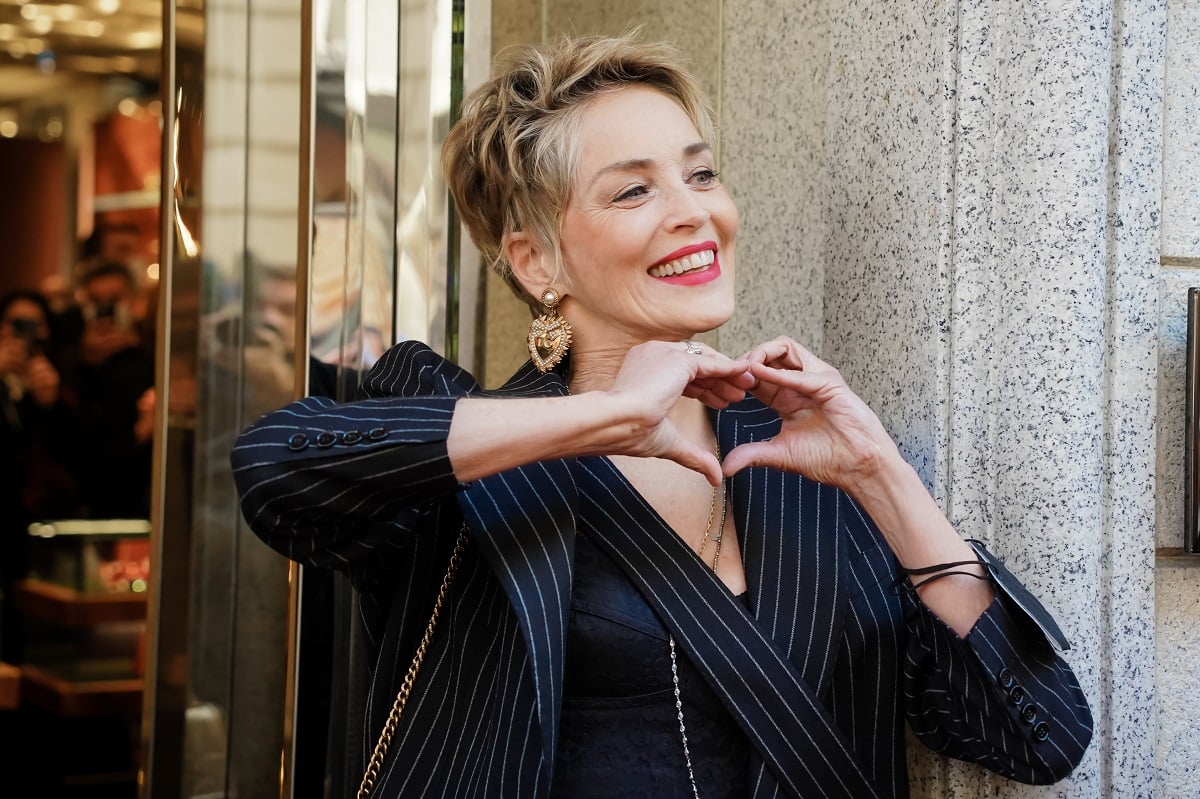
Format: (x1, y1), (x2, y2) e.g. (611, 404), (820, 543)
(231, 341), (1092, 798)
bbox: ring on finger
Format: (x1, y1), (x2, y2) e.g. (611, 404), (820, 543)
(684, 341), (704, 356)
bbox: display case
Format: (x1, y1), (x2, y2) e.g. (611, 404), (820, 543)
(14, 519), (150, 715)
(26, 519), (152, 595)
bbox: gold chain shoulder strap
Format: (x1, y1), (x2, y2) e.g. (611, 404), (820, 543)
(357, 526), (471, 799)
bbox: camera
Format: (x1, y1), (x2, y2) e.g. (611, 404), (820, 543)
(11, 317), (39, 342)
(9, 317), (41, 357)
(87, 301), (131, 329)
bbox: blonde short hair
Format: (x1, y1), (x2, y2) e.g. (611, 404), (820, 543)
(441, 34), (717, 309)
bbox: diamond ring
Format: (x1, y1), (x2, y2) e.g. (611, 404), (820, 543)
(684, 341), (704, 355)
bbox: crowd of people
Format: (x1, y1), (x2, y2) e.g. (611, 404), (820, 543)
(0, 236), (155, 663)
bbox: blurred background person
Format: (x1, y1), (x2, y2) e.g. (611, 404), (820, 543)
(80, 221), (144, 270)
(0, 290), (83, 661)
(68, 262), (155, 519)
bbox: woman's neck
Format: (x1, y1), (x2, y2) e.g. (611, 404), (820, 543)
(566, 343), (629, 394)
(566, 339), (715, 442)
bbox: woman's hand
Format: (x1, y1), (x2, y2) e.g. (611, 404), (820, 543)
(448, 340), (753, 486)
(605, 340), (756, 485)
(134, 387), (156, 444)
(723, 337), (995, 634)
(25, 354), (61, 407)
(0, 338), (26, 378)
(721, 337), (900, 493)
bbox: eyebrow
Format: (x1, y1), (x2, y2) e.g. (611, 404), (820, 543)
(586, 142), (713, 189)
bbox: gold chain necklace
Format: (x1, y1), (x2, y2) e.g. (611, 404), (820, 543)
(672, 441), (727, 799)
(695, 442), (727, 572)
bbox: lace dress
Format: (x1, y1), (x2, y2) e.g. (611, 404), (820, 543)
(551, 533), (750, 798)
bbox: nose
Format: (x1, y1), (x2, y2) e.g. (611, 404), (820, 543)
(662, 182), (711, 231)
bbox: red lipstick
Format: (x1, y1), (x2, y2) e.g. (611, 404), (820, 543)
(648, 240), (718, 269)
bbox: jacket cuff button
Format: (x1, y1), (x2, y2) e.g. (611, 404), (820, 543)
(1021, 704), (1039, 723)
(998, 667), (1015, 688)
(316, 431), (337, 448)
(287, 433), (309, 451)
(1032, 721), (1049, 742)
(368, 427), (387, 441)
(343, 430), (363, 444)
(1008, 685), (1026, 706)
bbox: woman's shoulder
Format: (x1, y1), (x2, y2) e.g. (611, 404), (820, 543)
(358, 340), (481, 399)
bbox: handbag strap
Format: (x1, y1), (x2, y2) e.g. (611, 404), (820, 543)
(357, 526), (470, 799)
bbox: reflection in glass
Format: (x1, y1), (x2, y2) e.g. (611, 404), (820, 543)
(143, 0), (301, 796)
(292, 2), (462, 795)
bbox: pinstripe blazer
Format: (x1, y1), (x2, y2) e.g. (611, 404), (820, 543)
(231, 341), (1092, 798)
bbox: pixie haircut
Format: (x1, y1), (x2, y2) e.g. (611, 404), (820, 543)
(441, 34), (717, 309)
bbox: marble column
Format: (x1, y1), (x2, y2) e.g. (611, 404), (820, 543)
(1154, 0), (1200, 793)
(722, 1), (1165, 796)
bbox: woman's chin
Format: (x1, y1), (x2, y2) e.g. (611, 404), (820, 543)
(665, 310), (733, 341)
(691, 303), (735, 334)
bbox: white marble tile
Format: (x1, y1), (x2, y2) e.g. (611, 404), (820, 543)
(544, 0), (722, 103)
(719, 0), (828, 360)
(820, 0), (959, 493)
(1163, 0), (1200, 258)
(1155, 562), (1200, 795)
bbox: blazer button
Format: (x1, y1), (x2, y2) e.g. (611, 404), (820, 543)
(343, 430), (363, 444)
(1032, 721), (1050, 742)
(998, 667), (1015, 688)
(1021, 703), (1039, 723)
(315, 431), (337, 448)
(368, 426), (387, 441)
(1008, 685), (1026, 706)
(287, 433), (309, 451)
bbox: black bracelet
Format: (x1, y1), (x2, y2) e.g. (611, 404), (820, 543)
(889, 558), (989, 595)
(899, 559), (982, 576)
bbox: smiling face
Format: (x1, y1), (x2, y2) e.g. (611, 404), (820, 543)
(552, 85), (738, 351)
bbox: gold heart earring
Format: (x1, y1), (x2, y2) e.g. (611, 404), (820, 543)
(527, 288), (572, 373)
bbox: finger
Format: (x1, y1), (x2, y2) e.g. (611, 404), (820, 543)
(667, 443), (723, 486)
(747, 362), (839, 397)
(740, 337), (826, 373)
(688, 356), (755, 386)
(721, 440), (788, 476)
(739, 338), (791, 365)
(690, 376), (749, 405)
(682, 384), (735, 409)
(743, 366), (833, 414)
(779, 340), (835, 373)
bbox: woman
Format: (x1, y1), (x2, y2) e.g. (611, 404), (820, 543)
(0, 290), (83, 660)
(232, 35), (1091, 799)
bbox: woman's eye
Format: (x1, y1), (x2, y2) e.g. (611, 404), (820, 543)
(614, 185), (648, 202)
(689, 169), (720, 186)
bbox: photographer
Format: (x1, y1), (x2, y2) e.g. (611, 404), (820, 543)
(69, 263), (154, 519)
(0, 291), (82, 661)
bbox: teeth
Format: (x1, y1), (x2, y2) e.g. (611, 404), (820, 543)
(649, 249), (715, 278)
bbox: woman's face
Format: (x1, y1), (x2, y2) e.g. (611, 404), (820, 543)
(1, 298), (50, 347)
(556, 85), (738, 349)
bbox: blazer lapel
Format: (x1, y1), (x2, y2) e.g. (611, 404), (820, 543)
(456, 360), (577, 773)
(576, 454), (882, 799)
(716, 402), (849, 698)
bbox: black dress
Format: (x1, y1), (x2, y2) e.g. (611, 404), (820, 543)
(552, 532), (750, 798)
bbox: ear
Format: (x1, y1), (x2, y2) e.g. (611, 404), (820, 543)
(503, 231), (558, 300)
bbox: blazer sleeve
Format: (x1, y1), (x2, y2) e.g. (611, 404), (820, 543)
(230, 341), (476, 590)
(901, 546), (1094, 785)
